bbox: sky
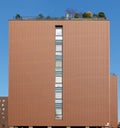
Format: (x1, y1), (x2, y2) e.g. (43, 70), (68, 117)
(0, 0), (120, 121)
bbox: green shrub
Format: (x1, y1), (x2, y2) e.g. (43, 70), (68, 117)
(98, 12), (106, 19)
(15, 14), (22, 20)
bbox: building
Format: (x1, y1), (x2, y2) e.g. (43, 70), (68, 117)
(0, 97), (8, 128)
(118, 121), (120, 128)
(8, 19), (118, 128)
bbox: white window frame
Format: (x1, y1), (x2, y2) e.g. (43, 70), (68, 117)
(55, 77), (62, 83)
(55, 99), (62, 103)
(56, 52), (62, 55)
(56, 61), (62, 67)
(56, 28), (62, 36)
(56, 45), (62, 52)
(55, 92), (62, 99)
(56, 108), (62, 115)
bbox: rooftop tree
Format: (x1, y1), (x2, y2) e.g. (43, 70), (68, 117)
(37, 13), (44, 19)
(15, 14), (22, 20)
(98, 12), (106, 19)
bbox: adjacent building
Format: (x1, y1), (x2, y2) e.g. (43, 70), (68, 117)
(0, 97), (8, 128)
(8, 19), (118, 128)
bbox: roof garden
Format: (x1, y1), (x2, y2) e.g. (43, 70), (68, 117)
(14, 11), (107, 20)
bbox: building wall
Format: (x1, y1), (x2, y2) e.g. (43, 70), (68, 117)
(0, 97), (8, 128)
(110, 75), (118, 128)
(9, 20), (111, 126)
(63, 20), (110, 126)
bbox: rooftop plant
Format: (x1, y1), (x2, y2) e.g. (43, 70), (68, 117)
(74, 13), (80, 18)
(36, 13), (44, 19)
(82, 11), (93, 18)
(15, 14), (22, 20)
(98, 12), (106, 19)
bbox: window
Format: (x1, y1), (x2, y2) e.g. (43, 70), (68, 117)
(55, 114), (62, 119)
(2, 99), (5, 102)
(56, 52), (62, 55)
(55, 26), (63, 120)
(55, 84), (62, 87)
(55, 67), (62, 71)
(56, 28), (62, 36)
(56, 45), (62, 51)
(55, 77), (62, 83)
(56, 36), (63, 40)
(55, 71), (62, 76)
(55, 103), (62, 108)
(56, 108), (62, 115)
(55, 92), (62, 99)
(1, 104), (4, 107)
(1, 112), (4, 115)
(55, 87), (62, 92)
(56, 55), (62, 60)
(56, 61), (62, 67)
(55, 99), (62, 103)
(56, 40), (63, 45)
(2, 108), (5, 111)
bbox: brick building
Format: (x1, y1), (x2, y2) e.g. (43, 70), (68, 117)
(8, 19), (118, 128)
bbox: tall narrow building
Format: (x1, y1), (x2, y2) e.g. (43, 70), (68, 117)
(8, 19), (118, 128)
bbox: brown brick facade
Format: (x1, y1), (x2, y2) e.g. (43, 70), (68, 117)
(8, 20), (118, 128)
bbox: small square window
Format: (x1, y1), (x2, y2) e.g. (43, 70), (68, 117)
(56, 108), (62, 115)
(55, 92), (62, 99)
(2, 108), (5, 111)
(56, 28), (62, 36)
(56, 61), (62, 67)
(56, 45), (62, 52)
(55, 77), (62, 83)
(2, 99), (5, 102)
(1, 104), (4, 107)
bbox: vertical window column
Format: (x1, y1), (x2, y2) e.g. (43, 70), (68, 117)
(55, 26), (63, 119)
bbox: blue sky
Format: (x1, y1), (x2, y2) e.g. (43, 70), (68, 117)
(0, 0), (120, 121)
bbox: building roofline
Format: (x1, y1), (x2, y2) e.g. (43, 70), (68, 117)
(9, 19), (110, 21)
